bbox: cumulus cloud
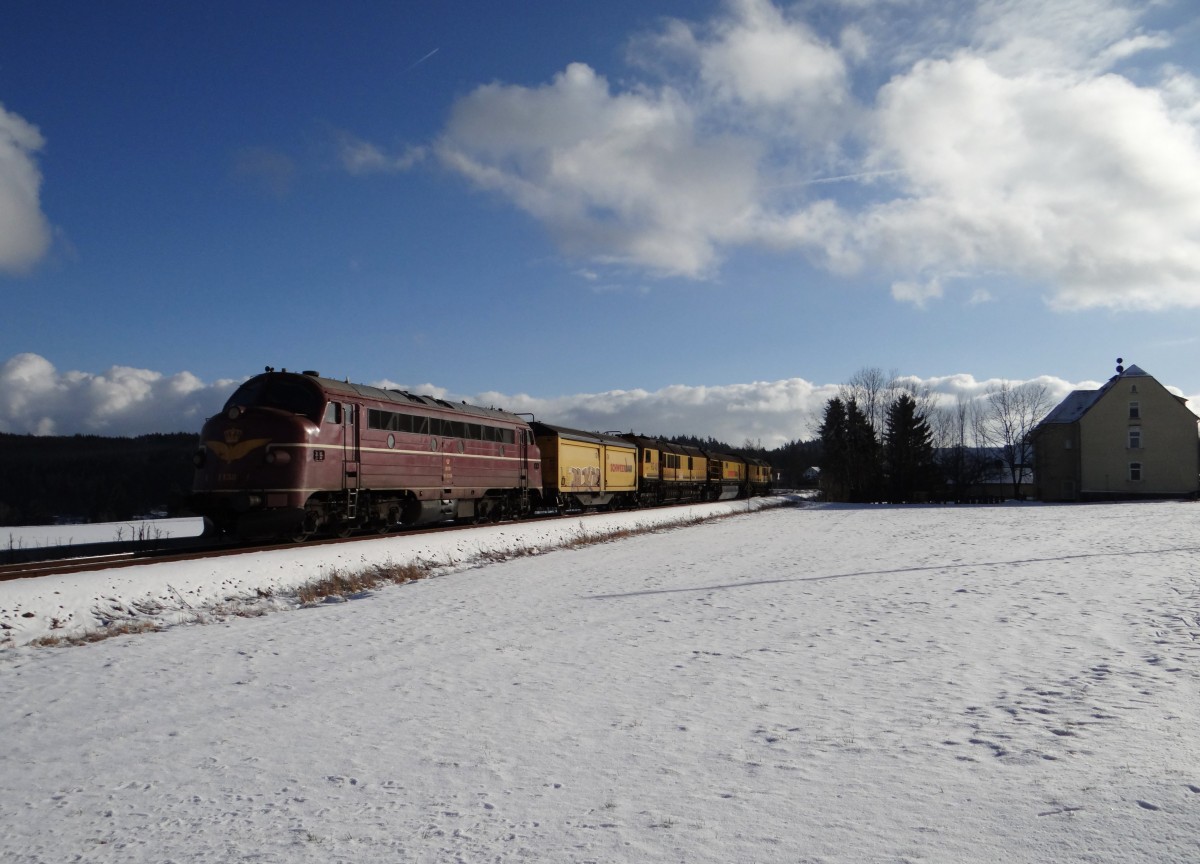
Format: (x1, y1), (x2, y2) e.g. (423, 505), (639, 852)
(5, 354), (1185, 447)
(420, 0), (1200, 310)
(371, 370), (1097, 449)
(437, 62), (761, 277)
(854, 55), (1200, 310)
(0, 103), (52, 273)
(0, 354), (236, 437)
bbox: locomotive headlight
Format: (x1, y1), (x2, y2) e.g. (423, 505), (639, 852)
(227, 406), (243, 420)
(265, 449), (291, 465)
(192, 449), (206, 468)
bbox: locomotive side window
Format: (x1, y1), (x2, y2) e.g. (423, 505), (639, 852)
(325, 403), (341, 424)
(364, 409), (515, 443)
(366, 409), (428, 434)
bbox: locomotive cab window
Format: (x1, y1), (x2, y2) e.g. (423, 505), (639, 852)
(225, 376), (323, 423)
(325, 403), (341, 424)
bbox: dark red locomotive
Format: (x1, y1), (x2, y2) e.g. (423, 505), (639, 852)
(191, 369), (541, 539)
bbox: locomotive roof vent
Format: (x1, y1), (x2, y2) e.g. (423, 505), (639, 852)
(302, 370), (320, 377)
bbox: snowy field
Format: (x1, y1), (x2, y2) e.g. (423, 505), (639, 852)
(3, 498), (1200, 862)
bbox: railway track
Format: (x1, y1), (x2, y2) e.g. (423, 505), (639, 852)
(0, 507), (609, 583)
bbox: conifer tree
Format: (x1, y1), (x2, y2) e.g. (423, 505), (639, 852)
(819, 397), (882, 502)
(883, 393), (936, 502)
(817, 397), (850, 501)
(844, 399), (882, 502)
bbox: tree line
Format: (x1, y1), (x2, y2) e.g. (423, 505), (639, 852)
(815, 367), (1054, 503)
(0, 433), (196, 526)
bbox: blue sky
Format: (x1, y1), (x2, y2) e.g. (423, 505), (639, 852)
(2, 0), (1200, 443)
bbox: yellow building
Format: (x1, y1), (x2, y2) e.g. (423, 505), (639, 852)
(1032, 364), (1200, 501)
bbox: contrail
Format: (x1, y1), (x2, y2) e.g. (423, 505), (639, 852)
(767, 169), (904, 189)
(406, 47), (440, 72)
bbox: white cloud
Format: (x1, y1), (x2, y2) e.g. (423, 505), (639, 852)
(663, 0), (850, 115)
(437, 62), (761, 278)
(857, 55), (1200, 309)
(0, 103), (51, 273)
(0, 354), (235, 436)
(891, 276), (944, 308)
(970, 0), (1164, 75)
(6, 354), (1182, 448)
(422, 0), (1200, 310)
(338, 133), (426, 175)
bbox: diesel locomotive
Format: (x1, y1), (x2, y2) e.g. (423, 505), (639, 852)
(190, 368), (771, 539)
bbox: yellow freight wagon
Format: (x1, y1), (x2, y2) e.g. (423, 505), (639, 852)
(530, 422), (638, 510)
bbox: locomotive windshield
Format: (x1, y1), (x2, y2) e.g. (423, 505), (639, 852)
(224, 375), (324, 423)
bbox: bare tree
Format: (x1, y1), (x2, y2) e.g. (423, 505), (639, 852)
(979, 381), (1054, 498)
(930, 393), (991, 501)
(838, 367), (900, 440)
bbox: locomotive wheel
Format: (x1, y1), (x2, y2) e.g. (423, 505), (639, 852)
(335, 522), (355, 538)
(288, 511), (318, 543)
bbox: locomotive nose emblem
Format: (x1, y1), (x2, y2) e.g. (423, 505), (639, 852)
(207, 435), (271, 462)
(225, 428), (243, 445)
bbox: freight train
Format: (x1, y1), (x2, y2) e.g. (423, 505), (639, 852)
(190, 368), (771, 540)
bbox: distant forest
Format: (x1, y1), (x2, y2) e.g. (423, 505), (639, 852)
(664, 434), (819, 489)
(0, 431), (819, 528)
(0, 433), (197, 526)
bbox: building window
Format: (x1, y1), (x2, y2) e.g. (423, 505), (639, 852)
(1064, 439), (1072, 449)
(1129, 401), (1140, 419)
(1128, 427), (1141, 449)
(1129, 462), (1142, 482)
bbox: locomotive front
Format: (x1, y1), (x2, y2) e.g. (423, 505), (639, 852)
(190, 370), (330, 537)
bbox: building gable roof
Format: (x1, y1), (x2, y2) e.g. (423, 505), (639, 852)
(1036, 363), (1195, 429)
(1040, 389), (1102, 424)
